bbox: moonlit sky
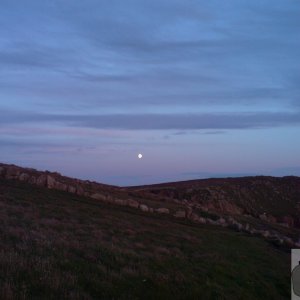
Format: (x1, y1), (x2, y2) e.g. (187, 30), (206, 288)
(1, 0), (300, 186)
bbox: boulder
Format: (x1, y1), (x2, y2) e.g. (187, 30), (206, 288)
(36, 175), (47, 186)
(189, 214), (206, 224)
(173, 210), (186, 218)
(267, 215), (277, 223)
(206, 218), (218, 225)
(283, 236), (294, 247)
(54, 182), (68, 191)
(127, 199), (139, 209)
(76, 185), (84, 196)
(155, 208), (170, 214)
(19, 173), (30, 182)
(6, 167), (20, 179)
(188, 213), (200, 221)
(185, 206), (193, 218)
(197, 217), (206, 224)
(91, 193), (107, 201)
(261, 230), (270, 238)
(217, 218), (226, 225)
(114, 199), (127, 206)
(259, 213), (267, 221)
(294, 242), (300, 248)
(139, 204), (149, 212)
(67, 185), (76, 193)
(244, 223), (251, 233)
(46, 176), (56, 189)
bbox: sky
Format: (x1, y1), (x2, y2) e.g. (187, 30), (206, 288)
(1, 0), (300, 186)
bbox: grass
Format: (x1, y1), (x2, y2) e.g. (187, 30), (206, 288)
(0, 179), (290, 299)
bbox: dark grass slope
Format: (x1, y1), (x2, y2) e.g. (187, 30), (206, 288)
(0, 179), (290, 299)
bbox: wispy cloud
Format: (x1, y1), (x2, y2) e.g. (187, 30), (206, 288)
(1, 110), (300, 130)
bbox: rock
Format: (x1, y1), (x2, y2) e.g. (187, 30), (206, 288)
(173, 210), (186, 218)
(283, 236), (294, 247)
(54, 182), (68, 191)
(190, 215), (206, 224)
(278, 222), (289, 228)
(217, 218), (226, 225)
(259, 213), (268, 221)
(46, 176), (56, 189)
(91, 193), (107, 201)
(29, 176), (37, 184)
(186, 206), (193, 218)
(197, 217), (206, 224)
(67, 185), (76, 193)
(19, 173), (30, 182)
(155, 208), (170, 214)
(294, 242), (300, 248)
(139, 204), (149, 212)
(261, 230), (270, 238)
(127, 199), (139, 209)
(114, 199), (127, 206)
(6, 167), (20, 179)
(243, 223), (252, 233)
(269, 235), (284, 246)
(76, 185), (84, 196)
(229, 221), (243, 231)
(36, 175), (47, 186)
(206, 218), (218, 225)
(227, 217), (236, 224)
(259, 213), (276, 223)
(267, 215), (276, 223)
(188, 213), (200, 222)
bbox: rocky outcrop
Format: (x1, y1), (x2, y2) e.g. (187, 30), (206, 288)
(76, 185), (84, 196)
(127, 199), (139, 209)
(155, 208), (169, 214)
(173, 210), (186, 218)
(91, 193), (107, 201)
(259, 213), (276, 223)
(67, 185), (76, 193)
(47, 176), (56, 189)
(139, 204), (149, 212)
(114, 199), (127, 206)
(55, 182), (68, 192)
(5, 167), (20, 179)
(131, 176), (300, 230)
(19, 173), (30, 182)
(36, 175), (47, 187)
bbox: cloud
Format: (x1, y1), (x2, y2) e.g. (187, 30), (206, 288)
(1, 110), (300, 130)
(0, 0), (299, 120)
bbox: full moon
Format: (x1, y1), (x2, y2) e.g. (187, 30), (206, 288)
(138, 153), (143, 159)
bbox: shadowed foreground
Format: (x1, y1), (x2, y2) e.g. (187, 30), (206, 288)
(0, 179), (290, 299)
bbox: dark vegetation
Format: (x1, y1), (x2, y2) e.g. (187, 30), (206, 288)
(0, 179), (290, 299)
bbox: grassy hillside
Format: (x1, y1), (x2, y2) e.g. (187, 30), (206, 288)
(0, 179), (290, 299)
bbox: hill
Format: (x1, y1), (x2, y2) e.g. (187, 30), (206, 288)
(0, 178), (291, 299)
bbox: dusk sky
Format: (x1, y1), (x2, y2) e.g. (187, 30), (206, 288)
(1, 0), (300, 186)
